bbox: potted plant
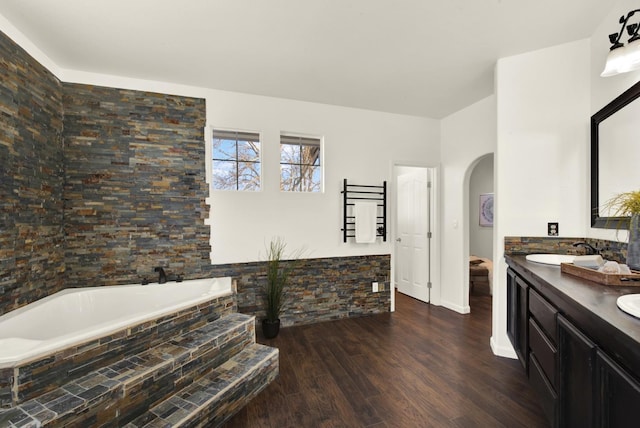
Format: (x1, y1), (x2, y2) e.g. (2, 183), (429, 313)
(262, 237), (301, 338)
(603, 190), (640, 270)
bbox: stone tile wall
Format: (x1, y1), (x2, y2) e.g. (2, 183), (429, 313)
(204, 254), (391, 327)
(0, 313), (265, 426)
(0, 28), (391, 326)
(0, 23), (210, 315)
(1, 293), (236, 408)
(504, 236), (627, 263)
(62, 83), (209, 287)
(0, 30), (65, 316)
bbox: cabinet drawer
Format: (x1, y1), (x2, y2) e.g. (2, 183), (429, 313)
(529, 288), (557, 344)
(530, 354), (559, 427)
(529, 318), (557, 388)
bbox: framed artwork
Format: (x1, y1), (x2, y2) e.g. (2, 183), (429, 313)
(479, 193), (494, 227)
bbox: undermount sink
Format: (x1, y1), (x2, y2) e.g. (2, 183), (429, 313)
(525, 253), (576, 266)
(617, 294), (640, 319)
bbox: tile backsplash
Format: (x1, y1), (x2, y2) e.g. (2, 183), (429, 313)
(505, 236), (627, 264)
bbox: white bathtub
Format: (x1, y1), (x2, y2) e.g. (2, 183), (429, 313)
(0, 277), (233, 368)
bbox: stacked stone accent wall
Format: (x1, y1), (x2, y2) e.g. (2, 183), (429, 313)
(0, 28), (391, 325)
(62, 84), (208, 287)
(0, 30), (65, 316)
(204, 254), (391, 327)
(504, 236), (627, 263)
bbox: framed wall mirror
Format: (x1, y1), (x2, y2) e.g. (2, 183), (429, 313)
(591, 79), (640, 229)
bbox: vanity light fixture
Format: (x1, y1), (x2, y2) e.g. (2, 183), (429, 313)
(601, 9), (640, 77)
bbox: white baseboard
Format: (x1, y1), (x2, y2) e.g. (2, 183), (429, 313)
(440, 299), (470, 314)
(490, 336), (517, 359)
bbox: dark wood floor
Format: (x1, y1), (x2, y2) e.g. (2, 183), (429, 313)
(224, 289), (548, 428)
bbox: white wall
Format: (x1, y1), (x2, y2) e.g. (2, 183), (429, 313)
(440, 95), (497, 314)
(9, 3), (639, 360)
(206, 96), (440, 263)
(588, 0), (640, 242)
(0, 13), (440, 266)
(493, 39), (591, 357)
(469, 155), (494, 259)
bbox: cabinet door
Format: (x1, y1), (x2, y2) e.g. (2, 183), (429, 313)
(506, 268), (517, 348)
(506, 269), (528, 369)
(514, 276), (529, 370)
(595, 350), (640, 428)
(558, 315), (596, 428)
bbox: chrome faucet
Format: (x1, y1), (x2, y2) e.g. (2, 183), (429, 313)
(154, 266), (167, 284)
(573, 242), (600, 255)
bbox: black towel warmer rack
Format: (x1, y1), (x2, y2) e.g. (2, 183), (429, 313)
(341, 178), (387, 243)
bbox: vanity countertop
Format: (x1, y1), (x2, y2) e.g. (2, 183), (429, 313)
(506, 255), (640, 375)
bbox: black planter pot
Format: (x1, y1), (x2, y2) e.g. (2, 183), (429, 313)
(262, 318), (281, 339)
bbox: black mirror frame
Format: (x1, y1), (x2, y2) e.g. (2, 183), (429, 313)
(591, 79), (640, 229)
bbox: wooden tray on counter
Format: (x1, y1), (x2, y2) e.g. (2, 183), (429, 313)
(560, 263), (640, 286)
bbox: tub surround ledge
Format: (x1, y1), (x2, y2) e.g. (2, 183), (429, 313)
(0, 289), (237, 408)
(0, 313), (278, 427)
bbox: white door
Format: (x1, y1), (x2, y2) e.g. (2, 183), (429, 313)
(395, 168), (430, 303)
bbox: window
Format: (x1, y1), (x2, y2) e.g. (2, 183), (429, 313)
(212, 129), (261, 191)
(280, 134), (322, 192)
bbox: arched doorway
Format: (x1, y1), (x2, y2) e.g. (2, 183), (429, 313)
(466, 154), (494, 305)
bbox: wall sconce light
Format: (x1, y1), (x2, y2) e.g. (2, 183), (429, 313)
(601, 9), (640, 77)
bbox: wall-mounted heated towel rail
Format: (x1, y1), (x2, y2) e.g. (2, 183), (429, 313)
(342, 179), (387, 242)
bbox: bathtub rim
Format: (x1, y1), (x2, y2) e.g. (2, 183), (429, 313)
(0, 276), (234, 368)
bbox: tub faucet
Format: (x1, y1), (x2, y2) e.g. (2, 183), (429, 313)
(573, 242), (600, 255)
(154, 266), (167, 284)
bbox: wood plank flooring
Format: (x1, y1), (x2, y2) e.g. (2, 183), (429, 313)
(224, 290), (548, 427)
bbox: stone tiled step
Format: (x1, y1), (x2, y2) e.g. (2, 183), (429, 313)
(125, 343), (279, 428)
(0, 313), (256, 427)
(4, 292), (237, 409)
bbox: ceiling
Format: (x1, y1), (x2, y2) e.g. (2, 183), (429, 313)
(0, 0), (615, 118)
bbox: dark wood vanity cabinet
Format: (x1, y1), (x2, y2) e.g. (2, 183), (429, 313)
(506, 261), (640, 428)
(595, 350), (640, 428)
(557, 314), (596, 428)
(506, 269), (516, 352)
(528, 288), (559, 426)
(506, 268), (528, 369)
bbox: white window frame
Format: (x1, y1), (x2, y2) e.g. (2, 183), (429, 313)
(279, 133), (324, 193)
(210, 127), (262, 192)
